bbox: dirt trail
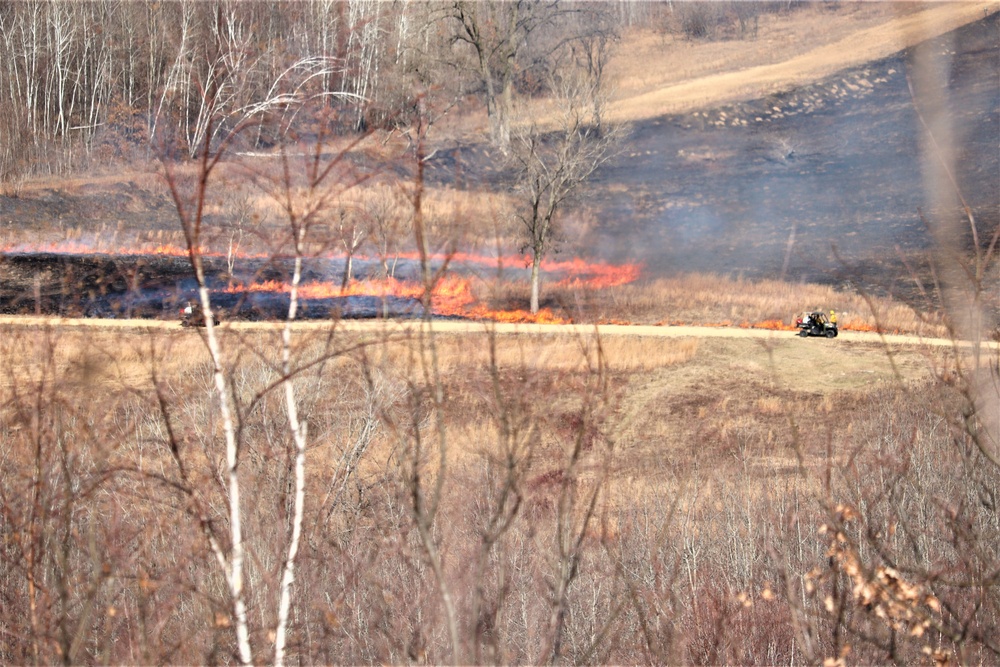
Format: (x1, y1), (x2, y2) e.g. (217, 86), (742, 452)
(606, 1), (998, 122)
(1, 315), (995, 351)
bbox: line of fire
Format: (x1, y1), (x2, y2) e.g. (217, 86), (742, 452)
(0, 241), (642, 325)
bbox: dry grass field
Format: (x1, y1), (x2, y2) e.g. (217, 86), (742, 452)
(1, 313), (994, 663)
(602, 2), (995, 122)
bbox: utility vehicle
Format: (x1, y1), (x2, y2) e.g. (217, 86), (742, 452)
(796, 311), (838, 338)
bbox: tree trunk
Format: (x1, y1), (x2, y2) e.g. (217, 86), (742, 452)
(530, 252), (541, 314)
(341, 252), (353, 293)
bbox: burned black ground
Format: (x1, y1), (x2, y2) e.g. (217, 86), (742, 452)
(0, 252), (427, 320)
(427, 13), (998, 305)
(1, 15), (997, 322)
(583, 14), (998, 296)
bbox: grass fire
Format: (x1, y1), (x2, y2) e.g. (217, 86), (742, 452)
(0, 242), (645, 324)
(0, 2), (996, 666)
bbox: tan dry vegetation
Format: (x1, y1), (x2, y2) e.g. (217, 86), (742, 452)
(597, 273), (947, 336)
(2, 310), (995, 663)
(608, 3), (906, 100)
(424, 332), (699, 374)
(2, 5), (998, 663)
(236, 176), (514, 227)
(10, 160), (163, 195)
(189, 169), (518, 257)
(0, 321), (940, 442)
(603, 1), (997, 123)
(0, 324), (204, 392)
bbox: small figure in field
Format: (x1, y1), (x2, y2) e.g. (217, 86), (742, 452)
(829, 310), (837, 325)
(180, 300), (218, 327)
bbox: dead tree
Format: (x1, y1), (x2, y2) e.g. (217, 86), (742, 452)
(446, 0), (563, 152)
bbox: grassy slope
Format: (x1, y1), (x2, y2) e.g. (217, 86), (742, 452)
(0, 321), (958, 494)
(3, 2), (994, 338)
(604, 1), (997, 123)
(0, 9), (995, 662)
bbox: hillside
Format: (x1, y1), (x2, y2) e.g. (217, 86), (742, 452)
(1, 5), (999, 665)
(1, 2), (997, 328)
(604, 1), (996, 121)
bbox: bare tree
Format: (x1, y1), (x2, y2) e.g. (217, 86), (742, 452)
(446, 1), (565, 151)
(335, 206), (367, 292)
(508, 70), (621, 314)
(154, 32), (382, 658)
(160, 111), (255, 666)
(265, 138), (373, 667)
(365, 184), (412, 279)
(565, 5), (619, 134)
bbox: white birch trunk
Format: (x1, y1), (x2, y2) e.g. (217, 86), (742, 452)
(530, 252), (541, 315)
(273, 246), (308, 667)
(150, 2), (192, 152)
(194, 280), (254, 666)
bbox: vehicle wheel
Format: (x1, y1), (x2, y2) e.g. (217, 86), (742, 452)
(826, 329), (837, 338)
(798, 329), (809, 337)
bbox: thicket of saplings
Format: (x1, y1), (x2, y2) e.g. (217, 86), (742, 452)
(0, 324), (995, 664)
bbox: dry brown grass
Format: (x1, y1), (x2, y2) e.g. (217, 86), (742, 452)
(602, 2), (993, 123)
(417, 332), (699, 375)
(0, 327), (903, 543)
(2, 309), (992, 664)
(1, 5), (996, 662)
(0, 325), (209, 392)
(606, 3), (906, 103)
(444, 270), (951, 338)
(236, 179), (516, 239)
(597, 273), (947, 336)
(1, 305), (949, 402)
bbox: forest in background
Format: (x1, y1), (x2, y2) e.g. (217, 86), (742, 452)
(0, 0), (803, 184)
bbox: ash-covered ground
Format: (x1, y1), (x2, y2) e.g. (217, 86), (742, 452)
(0, 252), (430, 320)
(1, 14), (996, 321)
(591, 15), (997, 293)
(425, 13), (998, 304)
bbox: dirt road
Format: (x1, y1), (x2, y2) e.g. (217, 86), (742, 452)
(607, 1), (998, 122)
(2, 315), (995, 351)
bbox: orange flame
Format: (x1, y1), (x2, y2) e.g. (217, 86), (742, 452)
(741, 319), (798, 331)
(222, 275), (570, 324)
(3, 241), (638, 324)
(553, 260), (642, 289)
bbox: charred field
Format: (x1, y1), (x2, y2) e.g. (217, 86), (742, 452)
(0, 13), (996, 325)
(0, 248), (634, 323)
(582, 13), (998, 294)
(426, 12), (998, 309)
(0, 251), (428, 320)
